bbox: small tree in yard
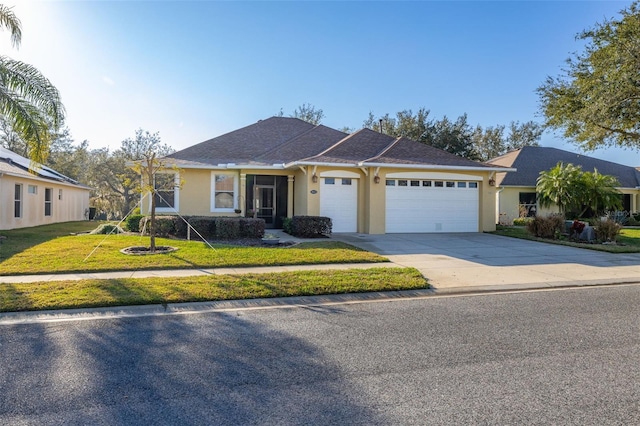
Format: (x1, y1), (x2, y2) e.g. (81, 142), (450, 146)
(127, 130), (178, 253)
(537, 162), (621, 218)
(536, 162), (583, 214)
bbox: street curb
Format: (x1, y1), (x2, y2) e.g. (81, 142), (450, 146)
(1, 279), (639, 325)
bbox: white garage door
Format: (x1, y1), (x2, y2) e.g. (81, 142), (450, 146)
(320, 177), (358, 232)
(386, 179), (479, 233)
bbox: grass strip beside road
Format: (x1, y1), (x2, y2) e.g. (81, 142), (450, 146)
(0, 268), (428, 312)
(492, 226), (640, 253)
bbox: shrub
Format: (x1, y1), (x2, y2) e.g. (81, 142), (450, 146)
(606, 210), (629, 225)
(213, 218), (241, 239)
(526, 214), (565, 239)
(125, 214), (144, 232)
(90, 223), (124, 235)
(140, 216), (177, 237)
(595, 219), (622, 242)
(186, 216), (216, 239)
(512, 217), (533, 226)
(287, 216), (332, 238)
(239, 218), (265, 238)
(628, 216), (640, 226)
(282, 217), (293, 234)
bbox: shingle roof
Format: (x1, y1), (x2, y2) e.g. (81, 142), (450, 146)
(367, 137), (497, 168)
(488, 146), (640, 188)
(166, 116), (508, 171)
(168, 117), (315, 166)
(256, 125), (347, 164)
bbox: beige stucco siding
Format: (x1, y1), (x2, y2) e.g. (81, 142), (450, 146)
(0, 174), (90, 230)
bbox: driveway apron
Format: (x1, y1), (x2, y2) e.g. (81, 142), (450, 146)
(332, 233), (640, 291)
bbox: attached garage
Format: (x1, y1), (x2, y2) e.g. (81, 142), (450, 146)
(320, 171), (359, 232)
(385, 173), (480, 233)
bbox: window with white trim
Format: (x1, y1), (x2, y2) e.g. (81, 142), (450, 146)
(14, 184), (22, 218)
(45, 188), (53, 216)
(28, 185), (37, 195)
(154, 172), (179, 210)
(211, 172), (238, 211)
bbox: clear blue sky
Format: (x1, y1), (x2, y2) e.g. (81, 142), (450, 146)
(4, 1), (638, 166)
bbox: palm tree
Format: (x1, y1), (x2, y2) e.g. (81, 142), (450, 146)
(536, 162), (583, 214)
(0, 4), (64, 163)
(578, 169), (622, 217)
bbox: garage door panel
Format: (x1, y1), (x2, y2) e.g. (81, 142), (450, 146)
(320, 178), (358, 233)
(386, 184), (478, 233)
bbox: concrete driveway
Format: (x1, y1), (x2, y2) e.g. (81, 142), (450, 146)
(332, 233), (640, 291)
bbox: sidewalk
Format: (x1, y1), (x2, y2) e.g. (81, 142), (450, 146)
(2, 231), (640, 324)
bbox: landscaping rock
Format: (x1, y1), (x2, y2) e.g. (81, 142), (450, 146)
(578, 226), (596, 242)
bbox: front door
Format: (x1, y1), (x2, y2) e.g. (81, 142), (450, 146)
(255, 185), (276, 228)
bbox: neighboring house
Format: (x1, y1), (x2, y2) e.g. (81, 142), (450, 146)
(0, 147), (91, 230)
(488, 146), (640, 224)
(142, 117), (513, 234)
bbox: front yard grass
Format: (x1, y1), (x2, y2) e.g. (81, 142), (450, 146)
(0, 221), (387, 275)
(0, 268), (428, 312)
(492, 226), (640, 253)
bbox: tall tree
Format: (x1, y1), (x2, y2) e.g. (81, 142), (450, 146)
(505, 121), (543, 151)
(472, 124), (505, 161)
(538, 2), (640, 150)
(0, 4), (65, 163)
(424, 114), (479, 160)
(291, 103), (324, 125)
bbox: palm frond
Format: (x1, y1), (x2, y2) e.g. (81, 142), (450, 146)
(0, 56), (65, 127)
(0, 5), (21, 48)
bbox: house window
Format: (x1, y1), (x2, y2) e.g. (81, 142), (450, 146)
(154, 173), (178, 209)
(468, 182), (478, 188)
(28, 185), (37, 195)
(446, 181), (455, 188)
(211, 172), (238, 211)
(519, 192), (537, 217)
(422, 181), (432, 187)
(386, 179), (395, 186)
(58, 189), (63, 200)
(457, 182), (467, 188)
(324, 178), (335, 185)
(434, 181), (444, 187)
(410, 180), (420, 187)
(342, 178), (352, 185)
(398, 180), (408, 187)
(45, 188), (52, 216)
(14, 184), (22, 218)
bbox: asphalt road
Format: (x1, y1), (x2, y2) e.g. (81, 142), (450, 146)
(1, 285), (639, 425)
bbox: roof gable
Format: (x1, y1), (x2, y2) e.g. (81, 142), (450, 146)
(488, 146), (640, 188)
(168, 117), (315, 166)
(367, 137), (496, 168)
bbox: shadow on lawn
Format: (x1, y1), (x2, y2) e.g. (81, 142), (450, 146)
(0, 221), (100, 263)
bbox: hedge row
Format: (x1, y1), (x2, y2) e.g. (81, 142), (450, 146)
(283, 216), (332, 238)
(138, 216), (265, 239)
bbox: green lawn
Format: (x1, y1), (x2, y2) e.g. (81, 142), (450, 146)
(0, 268), (428, 312)
(0, 221), (387, 275)
(492, 226), (640, 253)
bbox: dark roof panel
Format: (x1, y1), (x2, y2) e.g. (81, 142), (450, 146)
(168, 117), (315, 165)
(369, 137), (498, 168)
(488, 146), (640, 188)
